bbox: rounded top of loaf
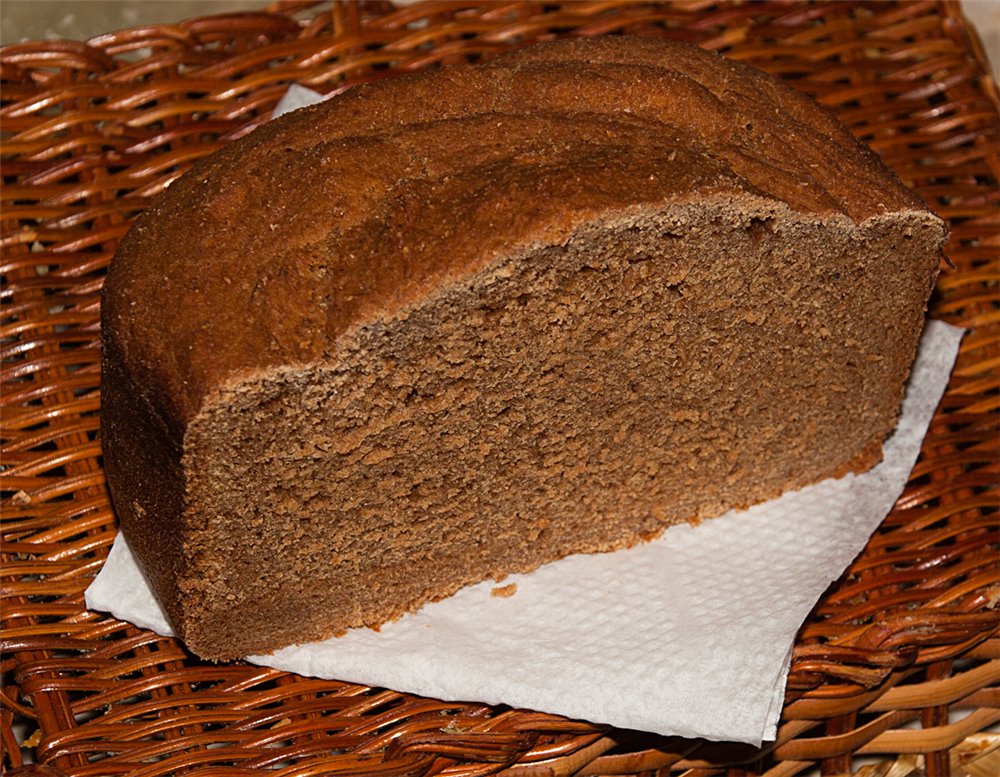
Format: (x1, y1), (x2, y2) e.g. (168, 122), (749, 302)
(102, 36), (933, 435)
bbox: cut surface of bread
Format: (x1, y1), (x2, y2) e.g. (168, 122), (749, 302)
(101, 37), (944, 660)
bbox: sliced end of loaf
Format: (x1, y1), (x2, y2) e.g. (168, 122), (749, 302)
(170, 197), (942, 659)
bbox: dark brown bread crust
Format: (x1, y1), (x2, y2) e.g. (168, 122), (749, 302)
(103, 37), (925, 433)
(101, 37), (944, 659)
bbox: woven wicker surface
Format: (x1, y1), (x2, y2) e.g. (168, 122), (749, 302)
(1, 1), (997, 775)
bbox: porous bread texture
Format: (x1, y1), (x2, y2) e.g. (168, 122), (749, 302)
(100, 36), (946, 660)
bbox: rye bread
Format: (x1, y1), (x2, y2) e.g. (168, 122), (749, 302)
(101, 37), (945, 660)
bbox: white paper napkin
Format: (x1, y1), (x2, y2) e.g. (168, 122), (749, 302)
(86, 320), (963, 745)
(273, 84), (333, 115)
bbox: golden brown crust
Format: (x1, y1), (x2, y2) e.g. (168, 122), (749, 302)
(102, 36), (930, 435)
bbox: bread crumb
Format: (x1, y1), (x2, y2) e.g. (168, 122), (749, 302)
(491, 583), (517, 598)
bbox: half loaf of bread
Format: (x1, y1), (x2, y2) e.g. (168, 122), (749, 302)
(101, 36), (945, 660)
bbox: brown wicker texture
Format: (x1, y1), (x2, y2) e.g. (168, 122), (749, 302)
(1, 1), (997, 775)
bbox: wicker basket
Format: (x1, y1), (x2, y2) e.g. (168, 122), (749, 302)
(2, 2), (998, 775)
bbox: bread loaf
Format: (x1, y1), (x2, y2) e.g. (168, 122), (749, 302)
(101, 36), (945, 660)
